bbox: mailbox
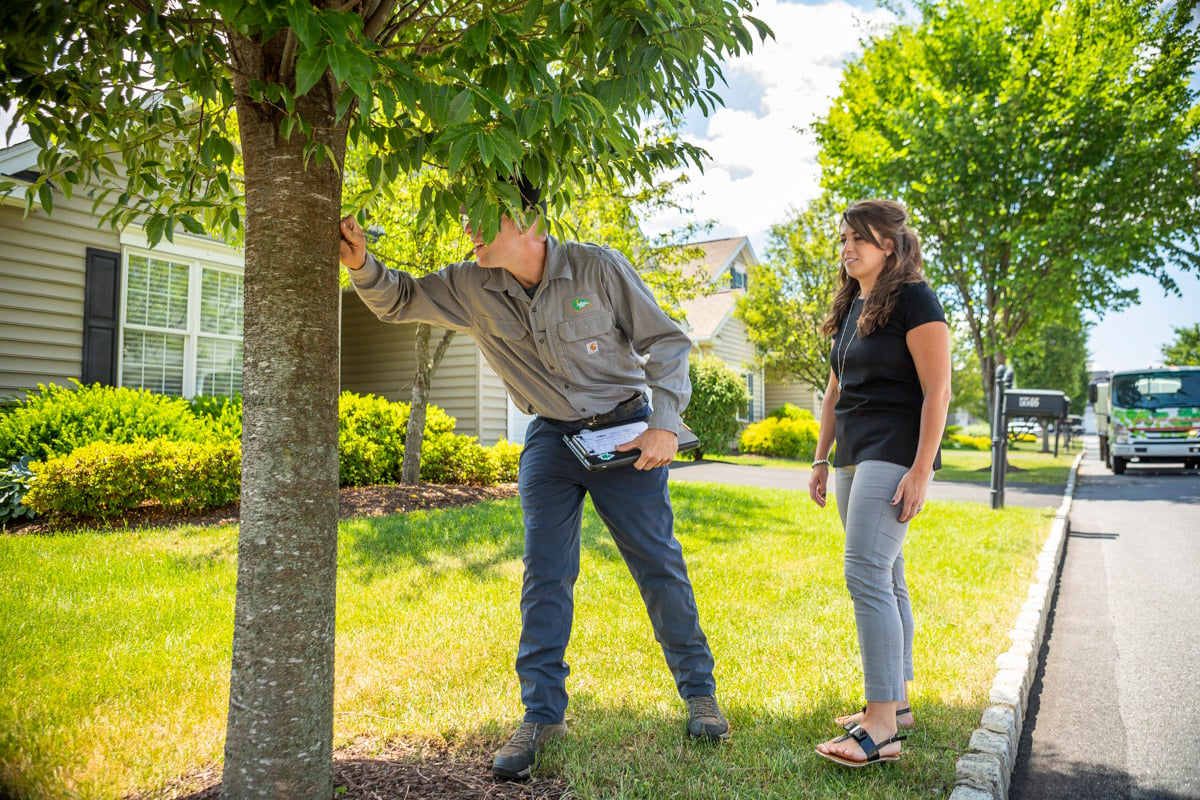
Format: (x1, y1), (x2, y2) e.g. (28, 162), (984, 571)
(1004, 389), (1070, 419)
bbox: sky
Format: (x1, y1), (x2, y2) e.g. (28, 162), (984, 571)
(637, 0), (1200, 373)
(2, 0), (1196, 372)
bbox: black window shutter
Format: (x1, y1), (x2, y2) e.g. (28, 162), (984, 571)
(81, 247), (121, 386)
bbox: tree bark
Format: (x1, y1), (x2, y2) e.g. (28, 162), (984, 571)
(221, 35), (347, 800)
(400, 323), (455, 484)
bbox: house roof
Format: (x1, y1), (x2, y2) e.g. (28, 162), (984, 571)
(676, 236), (753, 282)
(680, 289), (738, 343)
(0, 140), (38, 205)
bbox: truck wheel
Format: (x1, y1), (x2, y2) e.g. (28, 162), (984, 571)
(1112, 456), (1127, 475)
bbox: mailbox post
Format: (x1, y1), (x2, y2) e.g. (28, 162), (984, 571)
(990, 364), (1014, 509)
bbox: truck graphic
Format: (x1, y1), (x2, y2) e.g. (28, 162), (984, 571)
(1090, 366), (1200, 474)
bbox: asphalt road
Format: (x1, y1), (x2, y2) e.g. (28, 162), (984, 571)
(1009, 447), (1200, 800)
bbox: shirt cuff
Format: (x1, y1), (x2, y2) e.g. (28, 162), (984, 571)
(648, 404), (683, 434)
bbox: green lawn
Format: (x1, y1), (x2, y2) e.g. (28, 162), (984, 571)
(1, 483), (1055, 799)
(698, 441), (1078, 487)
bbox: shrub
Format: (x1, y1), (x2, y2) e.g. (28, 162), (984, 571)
(24, 439), (240, 520)
(945, 433), (991, 451)
(1, 456), (37, 524)
(682, 356), (749, 460)
(420, 434), (496, 485)
(189, 394), (242, 441)
(767, 403), (815, 422)
(739, 416), (820, 461)
(0, 381), (223, 463)
(488, 438), (522, 483)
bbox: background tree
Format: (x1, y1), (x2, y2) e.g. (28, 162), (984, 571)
(1009, 311), (1092, 414)
(0, 3), (769, 796)
(814, 0), (1200, 411)
(1161, 323), (1200, 366)
(342, 157), (470, 485)
(736, 192), (842, 392)
(948, 315), (987, 421)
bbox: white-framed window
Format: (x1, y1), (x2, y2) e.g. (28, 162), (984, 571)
(739, 371), (756, 422)
(118, 230), (245, 398)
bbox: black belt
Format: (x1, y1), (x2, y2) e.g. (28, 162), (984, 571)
(545, 393), (648, 430)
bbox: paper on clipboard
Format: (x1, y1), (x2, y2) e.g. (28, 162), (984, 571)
(571, 420), (648, 455)
(563, 421), (701, 470)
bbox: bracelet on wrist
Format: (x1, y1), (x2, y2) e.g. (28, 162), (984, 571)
(811, 458), (831, 468)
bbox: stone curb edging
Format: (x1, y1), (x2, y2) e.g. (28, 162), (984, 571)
(947, 451), (1084, 800)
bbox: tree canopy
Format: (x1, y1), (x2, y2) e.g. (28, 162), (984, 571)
(1161, 323), (1200, 366)
(813, 0), (1200, 405)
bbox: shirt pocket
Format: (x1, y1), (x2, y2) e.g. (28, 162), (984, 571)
(557, 310), (615, 343)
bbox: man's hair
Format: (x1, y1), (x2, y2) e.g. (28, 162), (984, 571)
(514, 175), (547, 215)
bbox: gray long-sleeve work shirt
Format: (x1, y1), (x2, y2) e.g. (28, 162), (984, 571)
(347, 235), (693, 433)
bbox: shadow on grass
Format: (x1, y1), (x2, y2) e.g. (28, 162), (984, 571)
(341, 484), (792, 584)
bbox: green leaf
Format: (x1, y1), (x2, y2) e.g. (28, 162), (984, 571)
(286, 0), (322, 49)
(294, 48), (326, 97)
(448, 89), (473, 125)
(37, 182), (53, 215)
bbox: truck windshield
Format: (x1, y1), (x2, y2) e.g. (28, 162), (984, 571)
(1111, 371), (1200, 410)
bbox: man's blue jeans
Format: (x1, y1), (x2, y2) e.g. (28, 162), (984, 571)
(515, 414), (717, 723)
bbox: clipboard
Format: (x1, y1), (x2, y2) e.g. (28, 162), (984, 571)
(563, 419), (700, 471)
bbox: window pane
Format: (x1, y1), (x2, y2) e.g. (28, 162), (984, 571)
(196, 337), (243, 397)
(121, 330), (185, 395)
(126, 254), (188, 329)
(200, 268), (244, 336)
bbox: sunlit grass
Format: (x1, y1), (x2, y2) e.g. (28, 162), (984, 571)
(1, 484), (1054, 799)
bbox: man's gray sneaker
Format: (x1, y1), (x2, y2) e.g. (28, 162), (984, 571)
(685, 694), (730, 741)
(492, 720), (567, 780)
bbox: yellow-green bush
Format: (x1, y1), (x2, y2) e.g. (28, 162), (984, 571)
(946, 433), (991, 451)
(24, 439), (240, 520)
(739, 416), (819, 461)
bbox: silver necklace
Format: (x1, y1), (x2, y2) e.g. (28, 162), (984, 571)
(835, 300), (859, 393)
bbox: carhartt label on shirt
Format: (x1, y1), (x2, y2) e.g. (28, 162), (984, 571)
(586, 341), (599, 355)
(572, 297), (591, 311)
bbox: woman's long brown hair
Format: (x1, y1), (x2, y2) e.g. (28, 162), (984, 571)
(821, 199), (926, 338)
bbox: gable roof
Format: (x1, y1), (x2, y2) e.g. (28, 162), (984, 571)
(0, 140), (38, 205)
(681, 289), (739, 342)
(676, 236), (755, 283)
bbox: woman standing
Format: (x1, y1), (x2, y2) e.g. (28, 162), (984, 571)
(810, 199), (951, 767)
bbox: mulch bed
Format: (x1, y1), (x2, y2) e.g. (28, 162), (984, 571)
(5, 482), (520, 535)
(131, 737), (569, 800)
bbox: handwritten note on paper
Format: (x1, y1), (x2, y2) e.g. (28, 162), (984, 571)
(572, 421), (648, 455)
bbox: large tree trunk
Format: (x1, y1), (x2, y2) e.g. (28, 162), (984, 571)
(221, 37), (347, 799)
(400, 323), (455, 484)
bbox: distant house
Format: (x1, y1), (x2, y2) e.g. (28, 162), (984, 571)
(674, 236), (822, 422)
(1, 138), (821, 449)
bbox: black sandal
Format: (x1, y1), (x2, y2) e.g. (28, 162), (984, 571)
(838, 704), (913, 732)
(816, 723), (906, 767)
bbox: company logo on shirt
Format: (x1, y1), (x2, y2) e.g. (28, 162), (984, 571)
(572, 297), (591, 311)
(586, 341), (599, 355)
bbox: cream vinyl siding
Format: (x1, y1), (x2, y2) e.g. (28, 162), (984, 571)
(764, 380), (822, 416)
(707, 315), (765, 422)
(339, 294), (510, 443)
(0, 196), (119, 398)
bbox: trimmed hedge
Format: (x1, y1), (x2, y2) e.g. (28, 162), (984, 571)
(24, 439), (241, 520)
(0, 381), (227, 462)
(739, 416), (819, 461)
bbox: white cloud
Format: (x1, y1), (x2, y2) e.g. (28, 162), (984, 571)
(644, 0), (895, 253)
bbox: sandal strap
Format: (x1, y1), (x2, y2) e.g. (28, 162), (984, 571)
(845, 725), (906, 762)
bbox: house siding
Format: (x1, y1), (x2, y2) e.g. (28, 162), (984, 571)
(339, 293), (510, 443)
(0, 197), (120, 398)
(707, 315), (766, 422)
(764, 380), (822, 416)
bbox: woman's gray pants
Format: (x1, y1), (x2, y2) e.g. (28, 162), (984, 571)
(835, 460), (916, 702)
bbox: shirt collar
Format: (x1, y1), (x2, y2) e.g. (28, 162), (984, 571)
(482, 235), (574, 296)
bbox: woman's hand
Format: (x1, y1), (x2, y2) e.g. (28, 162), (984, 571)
(809, 464), (830, 507)
(891, 466), (932, 523)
